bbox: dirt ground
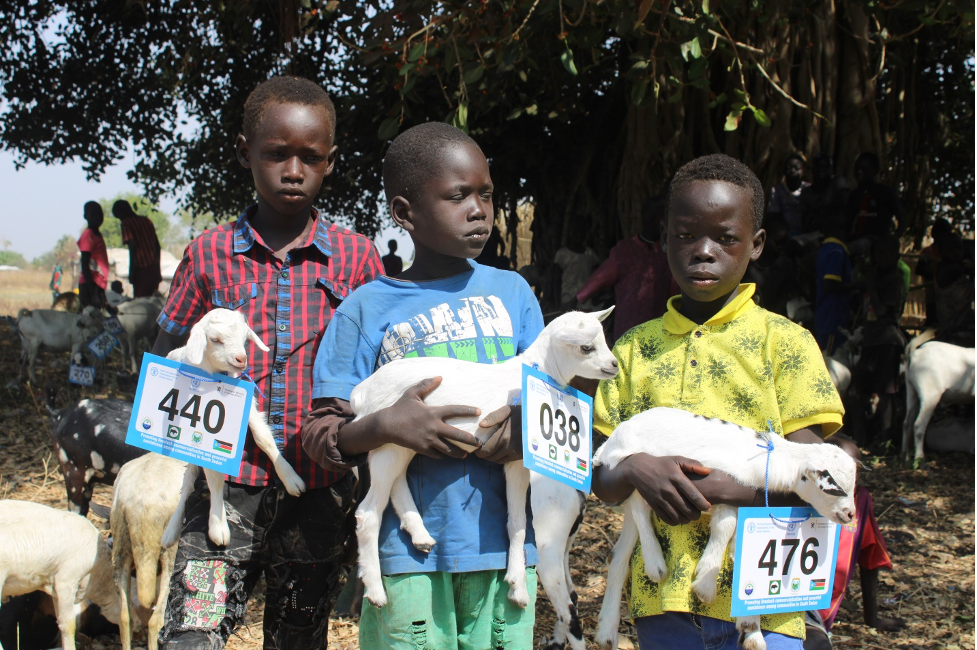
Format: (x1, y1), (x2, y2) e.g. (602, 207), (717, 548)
(1, 319), (973, 650)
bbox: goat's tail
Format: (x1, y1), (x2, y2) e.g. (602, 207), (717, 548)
(15, 307), (31, 325)
(905, 328), (938, 360)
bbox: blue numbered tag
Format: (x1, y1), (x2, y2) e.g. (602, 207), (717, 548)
(521, 364), (593, 493)
(87, 330), (119, 359)
(730, 507), (841, 617)
(126, 353), (254, 476)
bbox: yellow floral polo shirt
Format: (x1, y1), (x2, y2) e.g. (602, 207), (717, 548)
(594, 284), (844, 638)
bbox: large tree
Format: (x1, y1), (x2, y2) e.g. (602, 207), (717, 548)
(1, 0), (972, 264)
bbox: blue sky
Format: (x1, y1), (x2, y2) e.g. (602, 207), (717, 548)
(0, 150), (412, 263)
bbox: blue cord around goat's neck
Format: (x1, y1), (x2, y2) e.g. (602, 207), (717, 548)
(756, 420), (776, 508)
(241, 365), (266, 399)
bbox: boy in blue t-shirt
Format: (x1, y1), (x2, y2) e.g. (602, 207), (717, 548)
(302, 122), (544, 649)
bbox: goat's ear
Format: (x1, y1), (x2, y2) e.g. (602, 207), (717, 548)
(594, 305), (615, 322)
(184, 318), (209, 366)
(247, 324), (270, 352)
(814, 469), (848, 497)
(556, 324), (602, 347)
(855, 459), (871, 473)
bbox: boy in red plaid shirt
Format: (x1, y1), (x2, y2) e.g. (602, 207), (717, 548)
(152, 76), (383, 650)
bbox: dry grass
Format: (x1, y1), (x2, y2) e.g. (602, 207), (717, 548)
(0, 268), (78, 316)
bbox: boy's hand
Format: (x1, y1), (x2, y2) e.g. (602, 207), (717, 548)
(383, 377), (483, 459)
(475, 404), (523, 464)
(621, 453), (712, 526)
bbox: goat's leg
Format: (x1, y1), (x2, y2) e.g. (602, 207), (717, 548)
(736, 615), (766, 650)
(913, 391), (941, 467)
(630, 496), (667, 582)
(162, 465), (198, 548)
(147, 545), (178, 650)
(595, 502), (639, 650)
(902, 381), (919, 460)
(531, 477), (585, 650)
(248, 408), (305, 496)
(115, 553), (134, 650)
(502, 461), (531, 607)
(692, 505), (736, 604)
(356, 445), (415, 608)
(53, 576), (81, 650)
(389, 473), (436, 552)
(203, 468), (230, 546)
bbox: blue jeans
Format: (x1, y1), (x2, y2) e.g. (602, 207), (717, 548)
(635, 613), (803, 650)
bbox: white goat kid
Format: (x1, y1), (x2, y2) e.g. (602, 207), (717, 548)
(162, 309), (306, 547)
(350, 309), (618, 633)
(112, 453), (187, 650)
(0, 500), (120, 650)
(593, 407), (857, 650)
(902, 330), (975, 465)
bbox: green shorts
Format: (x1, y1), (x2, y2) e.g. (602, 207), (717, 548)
(359, 567), (538, 650)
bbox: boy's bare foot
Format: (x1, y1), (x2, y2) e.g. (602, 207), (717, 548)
(874, 616), (906, 632)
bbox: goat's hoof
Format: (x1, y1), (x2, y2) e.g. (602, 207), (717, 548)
(692, 575), (719, 603)
(411, 534), (436, 553)
(737, 618), (765, 650)
(593, 631), (617, 650)
(280, 472), (306, 496)
(364, 587), (388, 609)
(506, 582), (530, 608)
(643, 560), (668, 583)
(208, 518), (230, 546)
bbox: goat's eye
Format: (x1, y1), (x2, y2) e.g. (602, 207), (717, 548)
(209, 336), (221, 344)
(581, 344), (595, 353)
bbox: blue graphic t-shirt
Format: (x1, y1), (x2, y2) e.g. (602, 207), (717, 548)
(311, 261), (544, 574)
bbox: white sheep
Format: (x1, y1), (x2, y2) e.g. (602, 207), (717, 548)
(16, 306), (103, 383)
(161, 308), (305, 548)
(902, 330), (975, 465)
(111, 453), (187, 650)
(117, 294), (165, 373)
(592, 407), (857, 650)
(350, 308), (619, 650)
(0, 500), (121, 650)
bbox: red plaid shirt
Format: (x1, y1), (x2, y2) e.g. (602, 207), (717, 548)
(158, 207), (383, 488)
(121, 216), (161, 268)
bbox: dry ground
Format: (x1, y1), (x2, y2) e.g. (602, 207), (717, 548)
(0, 319), (973, 650)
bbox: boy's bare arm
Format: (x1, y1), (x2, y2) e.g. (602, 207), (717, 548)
(151, 330), (188, 357)
(335, 376), (484, 460)
(592, 425), (825, 524)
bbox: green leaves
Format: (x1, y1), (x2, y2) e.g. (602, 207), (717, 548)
(560, 46), (578, 75)
(463, 64), (484, 84)
(377, 116), (400, 141)
(451, 101), (469, 131)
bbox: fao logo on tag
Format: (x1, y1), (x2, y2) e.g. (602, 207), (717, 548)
(747, 522), (756, 534)
(190, 378), (201, 391)
(150, 367), (159, 377)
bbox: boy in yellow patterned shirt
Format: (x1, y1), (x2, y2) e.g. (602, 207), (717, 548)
(593, 154), (844, 649)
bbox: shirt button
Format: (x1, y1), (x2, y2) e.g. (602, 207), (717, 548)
(275, 363), (285, 373)
(695, 330), (702, 338)
(273, 415), (282, 424)
(278, 323), (287, 331)
(281, 270), (289, 280)
(690, 359), (698, 368)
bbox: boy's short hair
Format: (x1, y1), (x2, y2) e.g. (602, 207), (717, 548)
(84, 201), (103, 219)
(667, 154), (765, 232)
(784, 153), (806, 169)
(383, 122), (480, 203)
(243, 76), (336, 140)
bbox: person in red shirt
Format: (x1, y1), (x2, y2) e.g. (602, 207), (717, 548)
(151, 76), (383, 650)
(575, 198), (678, 343)
(804, 434), (905, 650)
(113, 200), (162, 297)
(77, 201), (109, 309)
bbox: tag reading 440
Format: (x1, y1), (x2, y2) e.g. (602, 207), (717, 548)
(125, 353), (254, 475)
(521, 364), (593, 493)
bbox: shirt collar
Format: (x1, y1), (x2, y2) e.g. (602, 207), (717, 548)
(233, 206), (332, 257)
(663, 283), (757, 334)
(822, 237), (849, 254)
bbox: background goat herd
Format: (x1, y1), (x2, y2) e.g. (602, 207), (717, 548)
(0, 279), (972, 650)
